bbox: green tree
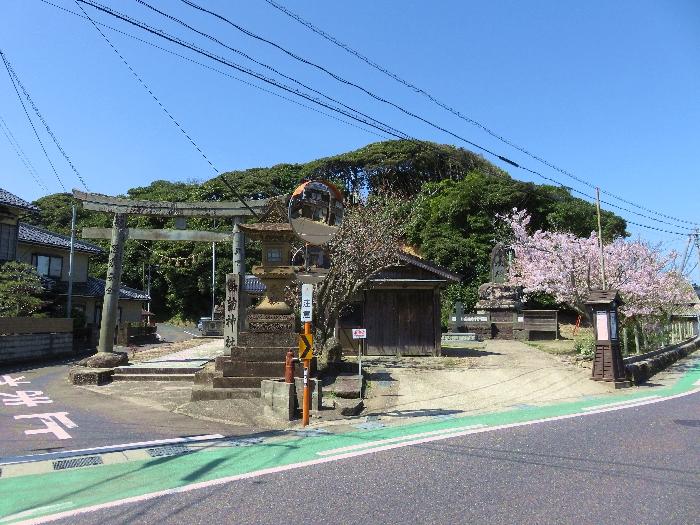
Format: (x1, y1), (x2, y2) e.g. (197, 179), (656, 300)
(406, 173), (628, 313)
(0, 261), (46, 317)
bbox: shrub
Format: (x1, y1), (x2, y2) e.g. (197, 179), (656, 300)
(0, 261), (46, 317)
(574, 334), (595, 360)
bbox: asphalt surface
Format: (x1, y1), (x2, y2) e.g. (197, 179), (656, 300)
(0, 358), (250, 460)
(54, 391), (700, 525)
(155, 323), (198, 343)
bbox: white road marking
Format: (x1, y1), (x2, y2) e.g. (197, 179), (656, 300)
(183, 330), (200, 337)
(580, 396), (659, 411)
(0, 375), (31, 387)
(16, 388), (700, 525)
(0, 434), (225, 466)
(317, 424), (486, 456)
(14, 412), (77, 440)
(0, 503), (74, 523)
(0, 391), (53, 408)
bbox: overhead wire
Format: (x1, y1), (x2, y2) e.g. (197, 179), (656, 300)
(1, 50), (90, 191)
(37, 0), (390, 141)
(147, 0), (696, 234)
(74, 0), (221, 175)
(263, 0), (700, 228)
(0, 48), (67, 192)
(134, 0), (408, 140)
(66, 1), (689, 237)
(74, 0), (409, 141)
(0, 114), (49, 192)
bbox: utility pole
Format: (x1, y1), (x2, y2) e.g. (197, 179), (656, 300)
(211, 241), (216, 320)
(66, 204), (76, 317)
(595, 187), (606, 289)
(147, 263), (152, 313)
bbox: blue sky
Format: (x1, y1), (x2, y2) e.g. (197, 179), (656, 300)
(1, 1), (699, 258)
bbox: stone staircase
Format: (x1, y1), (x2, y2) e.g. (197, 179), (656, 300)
(112, 361), (206, 382)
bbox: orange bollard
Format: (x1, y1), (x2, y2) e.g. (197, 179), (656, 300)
(284, 351), (294, 384)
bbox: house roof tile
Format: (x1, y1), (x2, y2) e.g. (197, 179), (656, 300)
(19, 223), (104, 255)
(0, 188), (39, 212)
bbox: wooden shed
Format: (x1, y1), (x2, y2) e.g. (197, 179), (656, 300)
(339, 252), (460, 356)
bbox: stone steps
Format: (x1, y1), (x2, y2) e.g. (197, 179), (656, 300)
(113, 373), (195, 382)
(191, 386), (261, 401)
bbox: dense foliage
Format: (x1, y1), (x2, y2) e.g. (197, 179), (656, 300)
(0, 261), (46, 317)
(24, 140), (627, 321)
(405, 172), (627, 315)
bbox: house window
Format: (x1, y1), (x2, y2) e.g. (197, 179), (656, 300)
(0, 223), (17, 261)
(31, 254), (63, 278)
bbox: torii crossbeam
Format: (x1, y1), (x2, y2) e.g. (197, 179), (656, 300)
(74, 190), (269, 357)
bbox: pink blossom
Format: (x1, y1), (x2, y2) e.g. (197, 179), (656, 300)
(500, 209), (696, 320)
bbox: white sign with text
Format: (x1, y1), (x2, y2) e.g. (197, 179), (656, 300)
(301, 284), (313, 322)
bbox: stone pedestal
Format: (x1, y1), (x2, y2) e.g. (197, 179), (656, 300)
(475, 283), (523, 340)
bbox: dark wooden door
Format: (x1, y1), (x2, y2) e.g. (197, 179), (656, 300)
(365, 289), (435, 356)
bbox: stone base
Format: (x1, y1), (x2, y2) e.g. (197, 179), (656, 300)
(69, 367), (114, 385)
(77, 352), (128, 369)
(293, 377), (322, 412)
(191, 386), (261, 401)
(261, 379), (295, 420)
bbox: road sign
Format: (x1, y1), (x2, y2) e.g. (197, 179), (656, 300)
(298, 333), (313, 360)
(352, 328), (367, 339)
(301, 283), (313, 322)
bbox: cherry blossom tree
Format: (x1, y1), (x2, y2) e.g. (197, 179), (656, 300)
(501, 209), (695, 321)
(314, 196), (404, 364)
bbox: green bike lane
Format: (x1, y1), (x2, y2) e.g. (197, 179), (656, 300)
(1, 358), (698, 525)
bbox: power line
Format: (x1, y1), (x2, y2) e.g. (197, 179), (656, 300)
(38, 0), (390, 141)
(74, 0), (221, 174)
(263, 0), (700, 228)
(1, 50), (89, 192)
(68, 1), (689, 237)
(1, 48), (67, 192)
(75, 0), (408, 141)
(133, 0), (408, 140)
(161, 0), (512, 167)
(0, 114), (49, 192)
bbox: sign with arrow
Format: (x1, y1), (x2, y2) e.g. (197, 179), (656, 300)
(298, 333), (313, 361)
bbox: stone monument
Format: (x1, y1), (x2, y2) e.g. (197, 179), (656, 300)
(475, 243), (523, 339)
(192, 201), (307, 400)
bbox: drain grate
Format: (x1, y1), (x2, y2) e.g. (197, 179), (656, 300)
(53, 455), (103, 470)
(146, 444), (190, 458)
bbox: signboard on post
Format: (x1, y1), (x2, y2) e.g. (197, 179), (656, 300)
(301, 283), (313, 323)
(298, 333), (313, 360)
(352, 328), (367, 339)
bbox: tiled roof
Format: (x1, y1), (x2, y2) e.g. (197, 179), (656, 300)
(46, 276), (150, 301)
(19, 223), (104, 255)
(243, 274), (266, 293)
(397, 251), (461, 282)
(0, 188), (39, 212)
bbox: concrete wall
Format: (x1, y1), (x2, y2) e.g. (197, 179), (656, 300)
(0, 332), (74, 365)
(120, 301), (143, 323)
(16, 242), (90, 282)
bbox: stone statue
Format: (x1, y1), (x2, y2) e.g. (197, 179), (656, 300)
(490, 242), (508, 284)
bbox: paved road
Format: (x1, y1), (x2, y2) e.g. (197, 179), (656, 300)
(0, 359), (248, 460)
(155, 323), (198, 343)
(49, 390), (700, 525)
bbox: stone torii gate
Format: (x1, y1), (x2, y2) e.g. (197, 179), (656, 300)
(73, 190), (268, 366)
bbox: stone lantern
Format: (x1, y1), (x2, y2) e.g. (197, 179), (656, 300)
(585, 289), (626, 382)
